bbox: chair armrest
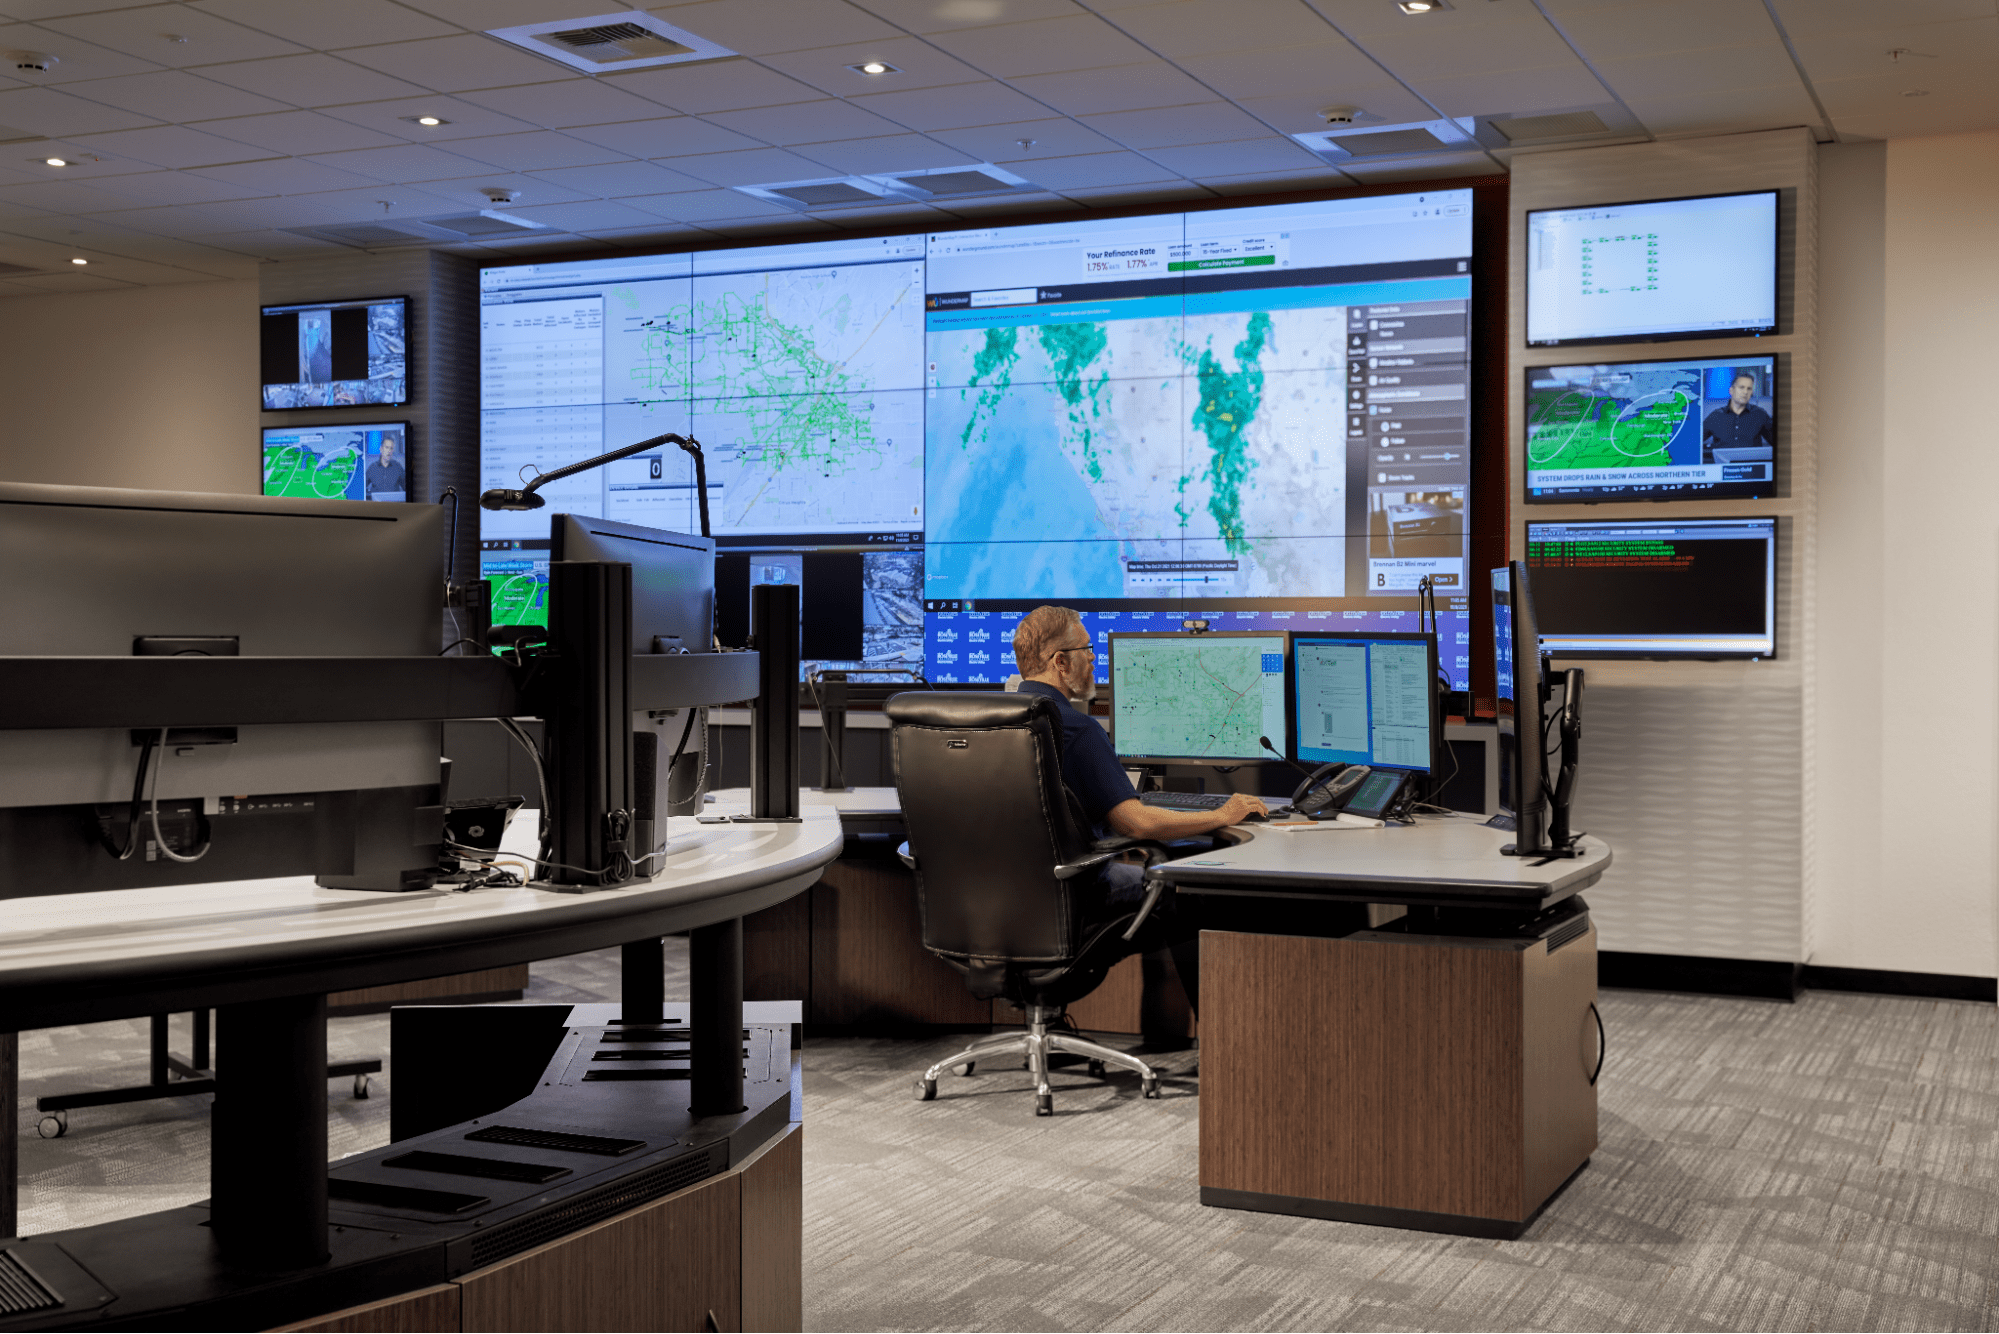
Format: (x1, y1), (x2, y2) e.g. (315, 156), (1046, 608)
(1051, 836), (1172, 881)
(896, 840), (916, 871)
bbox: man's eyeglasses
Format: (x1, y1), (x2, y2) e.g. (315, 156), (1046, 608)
(1051, 643), (1095, 657)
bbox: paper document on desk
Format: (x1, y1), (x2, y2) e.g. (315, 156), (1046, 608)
(1265, 812), (1384, 830)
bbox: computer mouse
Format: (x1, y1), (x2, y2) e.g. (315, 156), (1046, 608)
(1241, 809), (1269, 823)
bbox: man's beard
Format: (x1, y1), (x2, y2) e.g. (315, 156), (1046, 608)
(1072, 671), (1098, 705)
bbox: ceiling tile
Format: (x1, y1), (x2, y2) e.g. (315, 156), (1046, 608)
(39, 4), (307, 66)
(1191, 165), (1359, 194)
(61, 69), (292, 121)
(335, 35), (573, 94)
(1416, 64), (1613, 119)
(389, 0), (638, 26)
(1619, 84), (1824, 137)
(0, 85), (164, 136)
(456, 78), (669, 130)
(192, 110), (408, 156)
(1091, 0), (1342, 58)
(844, 0), (1087, 35)
(646, 0), (903, 55)
(304, 142), (507, 185)
(927, 116), (1121, 160)
(1315, 0), (1538, 40)
(564, 117), (765, 159)
(704, 99), (908, 146)
(1762, 0), (1997, 36)
(1079, 101), (1269, 150)
(68, 122), (278, 167)
(601, 59), (829, 114)
(0, 176), (151, 211)
(652, 145), (842, 186)
(0, 19), (166, 81)
(275, 181), (470, 217)
(62, 201), (230, 235)
(440, 130), (626, 172)
(1142, 136), (1324, 175)
(754, 36), (994, 95)
(1333, 150), (1496, 182)
(1008, 148), (1178, 187)
(188, 227), (353, 257)
(931, 189), (1080, 218)
(1790, 16), (1999, 83)
(1591, 43), (1801, 103)
(4, 271), (138, 291)
(187, 0), (460, 49)
(1174, 41), (1389, 101)
(0, 0), (161, 16)
(617, 187), (797, 221)
(1005, 61), (1212, 115)
(567, 223), (708, 246)
(928, 14), (1154, 76)
(1230, 83), (1439, 134)
(319, 96), (542, 144)
(1059, 182), (1210, 207)
(1359, 20), (1585, 78)
(792, 133), (976, 174)
(849, 80), (1050, 129)
(1552, 0), (1770, 58)
(1812, 62), (1999, 118)
(528, 159), (715, 197)
(502, 199), (672, 231)
(389, 173), (596, 208)
(3, 142), (140, 177)
(74, 167), (265, 206)
(192, 53), (432, 107)
(191, 155), (382, 194)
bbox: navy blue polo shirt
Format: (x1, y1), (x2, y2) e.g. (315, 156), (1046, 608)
(1702, 402), (1773, 454)
(1018, 681), (1136, 838)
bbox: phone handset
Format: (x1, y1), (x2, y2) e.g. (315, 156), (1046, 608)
(1291, 762), (1371, 817)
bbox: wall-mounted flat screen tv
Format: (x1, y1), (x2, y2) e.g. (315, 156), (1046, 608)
(261, 295), (408, 409)
(1524, 354), (1776, 502)
(1525, 190), (1777, 346)
(262, 422), (409, 501)
(1526, 516), (1776, 659)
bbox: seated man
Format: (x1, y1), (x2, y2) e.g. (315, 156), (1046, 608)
(1011, 605), (1267, 1023)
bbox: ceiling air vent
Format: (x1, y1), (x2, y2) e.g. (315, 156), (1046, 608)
(486, 11), (733, 74)
(1331, 128), (1448, 156)
(1294, 118), (1479, 163)
(289, 211), (551, 251)
(768, 181), (881, 206)
(1491, 110), (1607, 142)
(893, 169), (1013, 197)
(1467, 104), (1639, 152)
(424, 212), (548, 237)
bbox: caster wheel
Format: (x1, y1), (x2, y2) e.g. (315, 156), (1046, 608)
(954, 1061), (975, 1077)
(353, 1074), (371, 1099)
(1141, 1075), (1161, 1100)
(1086, 1059), (1107, 1079)
(37, 1113), (66, 1139)
(1035, 1093), (1053, 1117)
(915, 1078), (937, 1102)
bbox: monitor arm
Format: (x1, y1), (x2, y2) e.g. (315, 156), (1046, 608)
(1545, 666), (1585, 852)
(481, 433), (710, 538)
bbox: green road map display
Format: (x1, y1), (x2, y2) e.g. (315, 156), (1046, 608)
(1110, 634), (1287, 761)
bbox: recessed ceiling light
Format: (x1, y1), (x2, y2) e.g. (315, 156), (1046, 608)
(43, 157), (66, 167)
(401, 115), (451, 127)
(1397, 0), (1449, 11)
(849, 60), (899, 75)
(70, 257), (87, 265)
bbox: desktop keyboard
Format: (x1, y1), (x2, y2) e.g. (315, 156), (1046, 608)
(1138, 791), (1231, 811)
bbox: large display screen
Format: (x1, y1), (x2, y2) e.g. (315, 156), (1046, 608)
(260, 295), (407, 409)
(1525, 191), (1777, 346)
(1526, 517), (1776, 658)
(262, 422), (408, 501)
(1525, 354), (1775, 502)
(478, 189), (1476, 686)
(1108, 632), (1288, 763)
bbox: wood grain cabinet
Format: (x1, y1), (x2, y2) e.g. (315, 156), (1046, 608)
(1199, 921), (1598, 1239)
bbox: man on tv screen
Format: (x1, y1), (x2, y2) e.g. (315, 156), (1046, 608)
(1702, 371), (1773, 460)
(365, 436), (406, 499)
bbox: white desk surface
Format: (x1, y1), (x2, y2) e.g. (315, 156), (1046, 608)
(0, 795), (843, 1028)
(710, 786), (902, 819)
(1151, 812), (1610, 908)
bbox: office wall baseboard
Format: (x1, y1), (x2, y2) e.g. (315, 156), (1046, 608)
(1599, 952), (1997, 1003)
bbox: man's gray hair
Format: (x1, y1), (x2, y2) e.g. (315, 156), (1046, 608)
(1012, 605), (1084, 677)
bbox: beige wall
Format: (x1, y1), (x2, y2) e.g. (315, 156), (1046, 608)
(0, 278), (259, 494)
(1811, 130), (1999, 979)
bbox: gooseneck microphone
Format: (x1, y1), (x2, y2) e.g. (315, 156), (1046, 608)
(482, 433), (707, 537)
(1259, 735), (1317, 781)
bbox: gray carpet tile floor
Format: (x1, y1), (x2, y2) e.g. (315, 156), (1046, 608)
(12, 951), (1995, 1333)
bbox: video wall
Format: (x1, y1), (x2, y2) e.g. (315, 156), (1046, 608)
(477, 189), (1477, 686)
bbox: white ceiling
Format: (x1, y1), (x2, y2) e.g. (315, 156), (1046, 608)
(0, 0), (1991, 296)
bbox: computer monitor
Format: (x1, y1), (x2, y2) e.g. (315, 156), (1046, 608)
(1527, 517), (1776, 659)
(483, 516), (715, 653)
(263, 421), (409, 502)
(1107, 631), (1287, 764)
(260, 294), (408, 409)
(1286, 632), (1440, 776)
(1492, 562), (1551, 854)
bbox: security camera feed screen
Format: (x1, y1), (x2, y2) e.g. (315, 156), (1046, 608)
(1525, 354), (1775, 502)
(479, 189), (1479, 688)
(1525, 190), (1777, 346)
(1526, 517), (1776, 658)
(262, 423), (408, 501)
(261, 295), (408, 409)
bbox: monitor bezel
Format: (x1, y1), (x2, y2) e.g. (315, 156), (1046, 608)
(1524, 514), (1779, 661)
(1106, 629), (1291, 765)
(1283, 629), (1441, 776)
(1521, 352), (1780, 505)
(1523, 188), (1779, 348)
(261, 419), (412, 503)
(259, 293), (411, 410)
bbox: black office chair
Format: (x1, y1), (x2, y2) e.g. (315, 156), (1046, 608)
(888, 691), (1171, 1116)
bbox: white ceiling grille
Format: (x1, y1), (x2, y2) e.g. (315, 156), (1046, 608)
(892, 169), (1019, 197)
(768, 181), (882, 206)
(289, 211), (550, 250)
(740, 163), (1036, 211)
(1294, 118), (1479, 162)
(1491, 110), (1609, 142)
(485, 11), (733, 74)
(1330, 128), (1449, 156)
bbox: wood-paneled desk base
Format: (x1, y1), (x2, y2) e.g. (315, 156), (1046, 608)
(273, 1121), (803, 1333)
(1200, 920), (1599, 1239)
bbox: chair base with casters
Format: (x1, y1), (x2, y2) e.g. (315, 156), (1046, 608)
(916, 1002), (1160, 1116)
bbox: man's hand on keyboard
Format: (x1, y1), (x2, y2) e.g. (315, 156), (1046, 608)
(1217, 793), (1271, 825)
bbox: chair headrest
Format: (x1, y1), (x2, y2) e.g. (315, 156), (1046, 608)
(886, 691), (1056, 730)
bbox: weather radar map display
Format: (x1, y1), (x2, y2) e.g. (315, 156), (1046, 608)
(1109, 633), (1288, 762)
(1525, 355), (1775, 502)
(262, 423), (407, 502)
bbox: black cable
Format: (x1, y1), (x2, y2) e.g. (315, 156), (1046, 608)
(98, 731), (159, 860)
(805, 674), (846, 789)
(438, 486), (459, 582)
(1588, 1002), (1605, 1085)
(666, 705), (703, 799)
(439, 638), (483, 657)
(146, 728), (211, 863)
